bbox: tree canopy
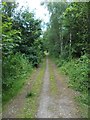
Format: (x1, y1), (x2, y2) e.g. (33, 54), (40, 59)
(43, 2), (89, 59)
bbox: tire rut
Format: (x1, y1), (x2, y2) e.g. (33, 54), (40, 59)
(2, 58), (83, 118)
(36, 58), (51, 118)
(2, 68), (41, 118)
(36, 58), (82, 118)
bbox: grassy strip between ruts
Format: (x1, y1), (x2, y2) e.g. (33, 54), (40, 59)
(49, 60), (58, 96)
(18, 59), (46, 118)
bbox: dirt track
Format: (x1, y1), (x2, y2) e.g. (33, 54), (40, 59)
(2, 58), (83, 118)
(36, 58), (81, 118)
(2, 68), (41, 118)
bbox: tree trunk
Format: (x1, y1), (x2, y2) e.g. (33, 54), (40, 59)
(69, 32), (72, 59)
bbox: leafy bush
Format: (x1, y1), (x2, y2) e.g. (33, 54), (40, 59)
(58, 54), (89, 105)
(2, 53), (32, 90)
(2, 53), (33, 104)
(2, 2), (44, 105)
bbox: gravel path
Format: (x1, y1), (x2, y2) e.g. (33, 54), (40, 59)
(2, 58), (83, 118)
(36, 58), (81, 118)
(36, 58), (51, 118)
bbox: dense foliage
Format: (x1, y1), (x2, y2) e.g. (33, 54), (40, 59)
(2, 1), (89, 110)
(2, 2), (44, 66)
(43, 2), (89, 107)
(57, 54), (89, 104)
(2, 1), (44, 103)
(44, 2), (89, 58)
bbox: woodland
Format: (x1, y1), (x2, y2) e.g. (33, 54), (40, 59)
(1, 1), (89, 118)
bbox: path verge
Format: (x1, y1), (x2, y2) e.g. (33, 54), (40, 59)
(19, 60), (46, 118)
(2, 60), (45, 118)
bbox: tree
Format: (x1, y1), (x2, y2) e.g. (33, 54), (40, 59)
(44, 2), (89, 59)
(43, 2), (67, 57)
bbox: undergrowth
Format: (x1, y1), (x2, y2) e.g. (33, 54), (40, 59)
(2, 53), (33, 105)
(56, 54), (89, 117)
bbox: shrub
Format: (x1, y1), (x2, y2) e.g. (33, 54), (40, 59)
(2, 53), (32, 90)
(58, 54), (89, 105)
